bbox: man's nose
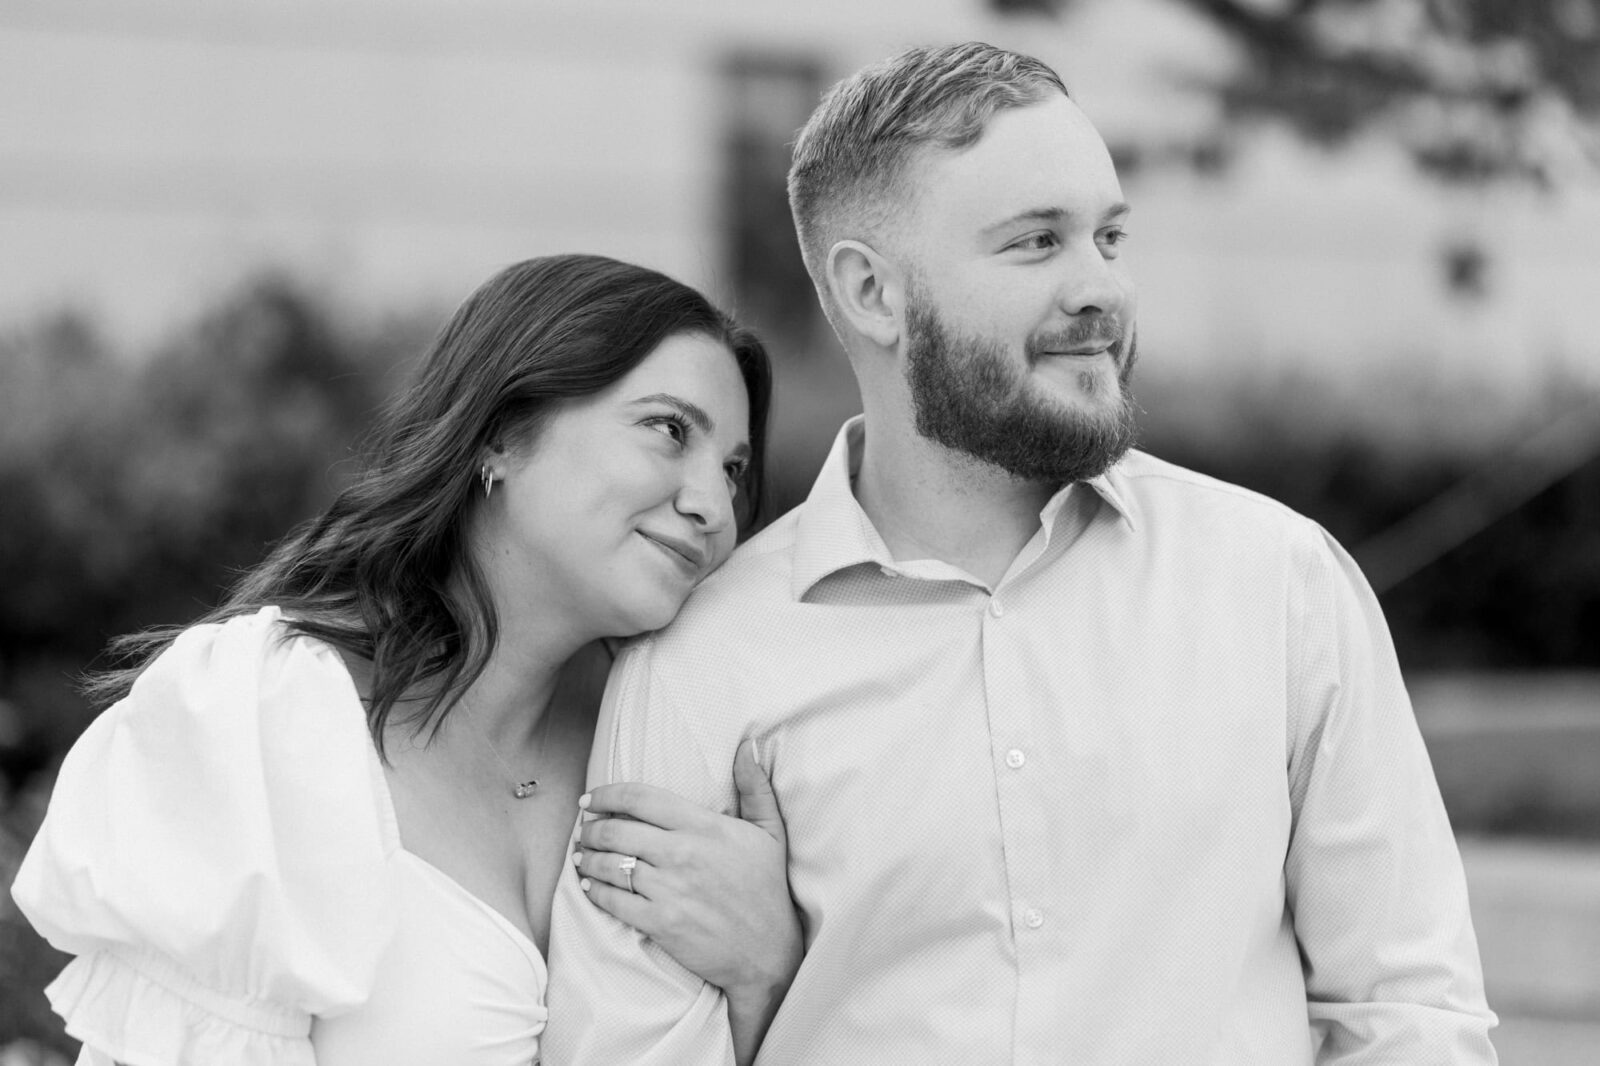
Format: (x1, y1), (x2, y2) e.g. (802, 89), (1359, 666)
(1057, 238), (1131, 319)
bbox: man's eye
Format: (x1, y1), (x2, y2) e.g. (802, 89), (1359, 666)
(1011, 232), (1057, 252)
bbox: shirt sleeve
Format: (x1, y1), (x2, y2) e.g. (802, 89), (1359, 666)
(541, 638), (737, 1066)
(9, 607), (398, 1066)
(1284, 528), (1499, 1064)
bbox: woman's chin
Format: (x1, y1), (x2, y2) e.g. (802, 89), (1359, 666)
(611, 595), (693, 639)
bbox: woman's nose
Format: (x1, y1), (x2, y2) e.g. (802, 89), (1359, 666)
(674, 459), (734, 534)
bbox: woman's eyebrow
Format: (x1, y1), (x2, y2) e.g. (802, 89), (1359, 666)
(631, 393), (712, 431)
(632, 393), (752, 459)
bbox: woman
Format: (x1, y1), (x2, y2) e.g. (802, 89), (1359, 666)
(12, 254), (801, 1066)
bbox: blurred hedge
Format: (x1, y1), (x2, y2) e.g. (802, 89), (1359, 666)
(0, 280), (419, 774)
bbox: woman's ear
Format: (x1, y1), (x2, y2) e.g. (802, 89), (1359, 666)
(824, 239), (904, 350)
(477, 433), (517, 487)
(479, 442), (506, 476)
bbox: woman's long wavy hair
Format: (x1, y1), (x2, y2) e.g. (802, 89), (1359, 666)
(85, 254), (772, 755)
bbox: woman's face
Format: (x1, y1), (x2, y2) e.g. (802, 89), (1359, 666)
(480, 331), (753, 642)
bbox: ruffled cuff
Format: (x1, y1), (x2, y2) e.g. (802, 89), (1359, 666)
(46, 946), (314, 1066)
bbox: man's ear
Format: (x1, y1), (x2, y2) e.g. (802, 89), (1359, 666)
(825, 239), (904, 349)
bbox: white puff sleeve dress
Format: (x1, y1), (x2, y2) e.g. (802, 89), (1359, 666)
(12, 607), (548, 1066)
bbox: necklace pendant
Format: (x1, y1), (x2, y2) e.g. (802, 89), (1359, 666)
(512, 780), (539, 799)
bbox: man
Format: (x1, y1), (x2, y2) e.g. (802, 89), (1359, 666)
(545, 42), (1498, 1064)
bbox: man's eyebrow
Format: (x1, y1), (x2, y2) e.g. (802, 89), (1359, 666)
(983, 201), (1132, 234)
(631, 393), (752, 459)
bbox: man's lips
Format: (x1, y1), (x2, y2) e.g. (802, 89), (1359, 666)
(638, 531), (707, 571)
(1037, 345), (1115, 362)
(1031, 316), (1125, 361)
(1047, 339), (1116, 356)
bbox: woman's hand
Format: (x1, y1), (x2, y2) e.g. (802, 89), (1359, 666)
(573, 739), (802, 1061)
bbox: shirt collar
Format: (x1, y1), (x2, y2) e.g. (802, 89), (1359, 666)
(790, 416), (1140, 600)
(1081, 465), (1141, 534)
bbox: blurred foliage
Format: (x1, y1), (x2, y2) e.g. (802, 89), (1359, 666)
(0, 774), (69, 1059)
(0, 278), (412, 776)
(1016, 0), (1600, 187)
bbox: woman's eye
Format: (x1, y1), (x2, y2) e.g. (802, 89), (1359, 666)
(1100, 227), (1130, 247)
(647, 417), (687, 444)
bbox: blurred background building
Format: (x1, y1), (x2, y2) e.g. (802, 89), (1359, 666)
(2, 1), (1598, 1061)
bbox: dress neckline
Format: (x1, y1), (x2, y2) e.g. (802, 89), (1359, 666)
(309, 630), (550, 974)
(395, 849), (547, 973)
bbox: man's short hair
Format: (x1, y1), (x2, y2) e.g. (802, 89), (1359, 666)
(786, 42), (1068, 313)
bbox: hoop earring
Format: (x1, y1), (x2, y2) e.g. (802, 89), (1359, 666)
(480, 465), (495, 500)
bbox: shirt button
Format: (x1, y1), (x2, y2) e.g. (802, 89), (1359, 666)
(989, 599), (1005, 618)
(1005, 748), (1026, 769)
(1023, 908), (1044, 929)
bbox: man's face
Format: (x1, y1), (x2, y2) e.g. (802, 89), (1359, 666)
(896, 93), (1139, 483)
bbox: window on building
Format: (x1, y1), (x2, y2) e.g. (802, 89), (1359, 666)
(720, 54), (825, 356)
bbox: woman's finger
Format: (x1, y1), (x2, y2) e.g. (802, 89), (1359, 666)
(580, 874), (654, 928)
(578, 814), (674, 865)
(574, 848), (657, 898)
(582, 782), (712, 831)
(733, 738), (786, 848)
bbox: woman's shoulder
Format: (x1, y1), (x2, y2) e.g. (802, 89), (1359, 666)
(120, 605), (381, 757)
(146, 603), (356, 699)
(12, 603), (402, 1047)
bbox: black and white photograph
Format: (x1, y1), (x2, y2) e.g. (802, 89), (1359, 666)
(2, 2), (1598, 1063)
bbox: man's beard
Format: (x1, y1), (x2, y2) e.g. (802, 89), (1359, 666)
(903, 292), (1139, 485)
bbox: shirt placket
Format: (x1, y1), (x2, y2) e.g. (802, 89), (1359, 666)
(979, 576), (1053, 1063)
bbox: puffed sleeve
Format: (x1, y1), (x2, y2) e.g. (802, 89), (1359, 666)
(10, 606), (399, 1066)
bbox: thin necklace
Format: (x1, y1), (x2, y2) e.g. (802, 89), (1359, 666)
(466, 700), (557, 800)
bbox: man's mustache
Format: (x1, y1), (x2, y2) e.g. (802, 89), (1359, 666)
(1026, 315), (1127, 362)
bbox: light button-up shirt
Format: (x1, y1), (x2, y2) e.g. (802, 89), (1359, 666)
(544, 416), (1497, 1066)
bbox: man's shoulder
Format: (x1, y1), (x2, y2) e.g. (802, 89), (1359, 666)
(702, 504), (803, 598)
(636, 504), (803, 649)
(1114, 448), (1322, 536)
(603, 508), (804, 748)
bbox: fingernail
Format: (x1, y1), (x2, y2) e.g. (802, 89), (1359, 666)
(577, 793), (591, 810)
(571, 850), (583, 867)
(580, 878), (591, 892)
(750, 737), (763, 764)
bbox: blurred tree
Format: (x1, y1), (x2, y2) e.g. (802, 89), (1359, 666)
(0, 277), (401, 772)
(1002, 0), (1600, 187)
